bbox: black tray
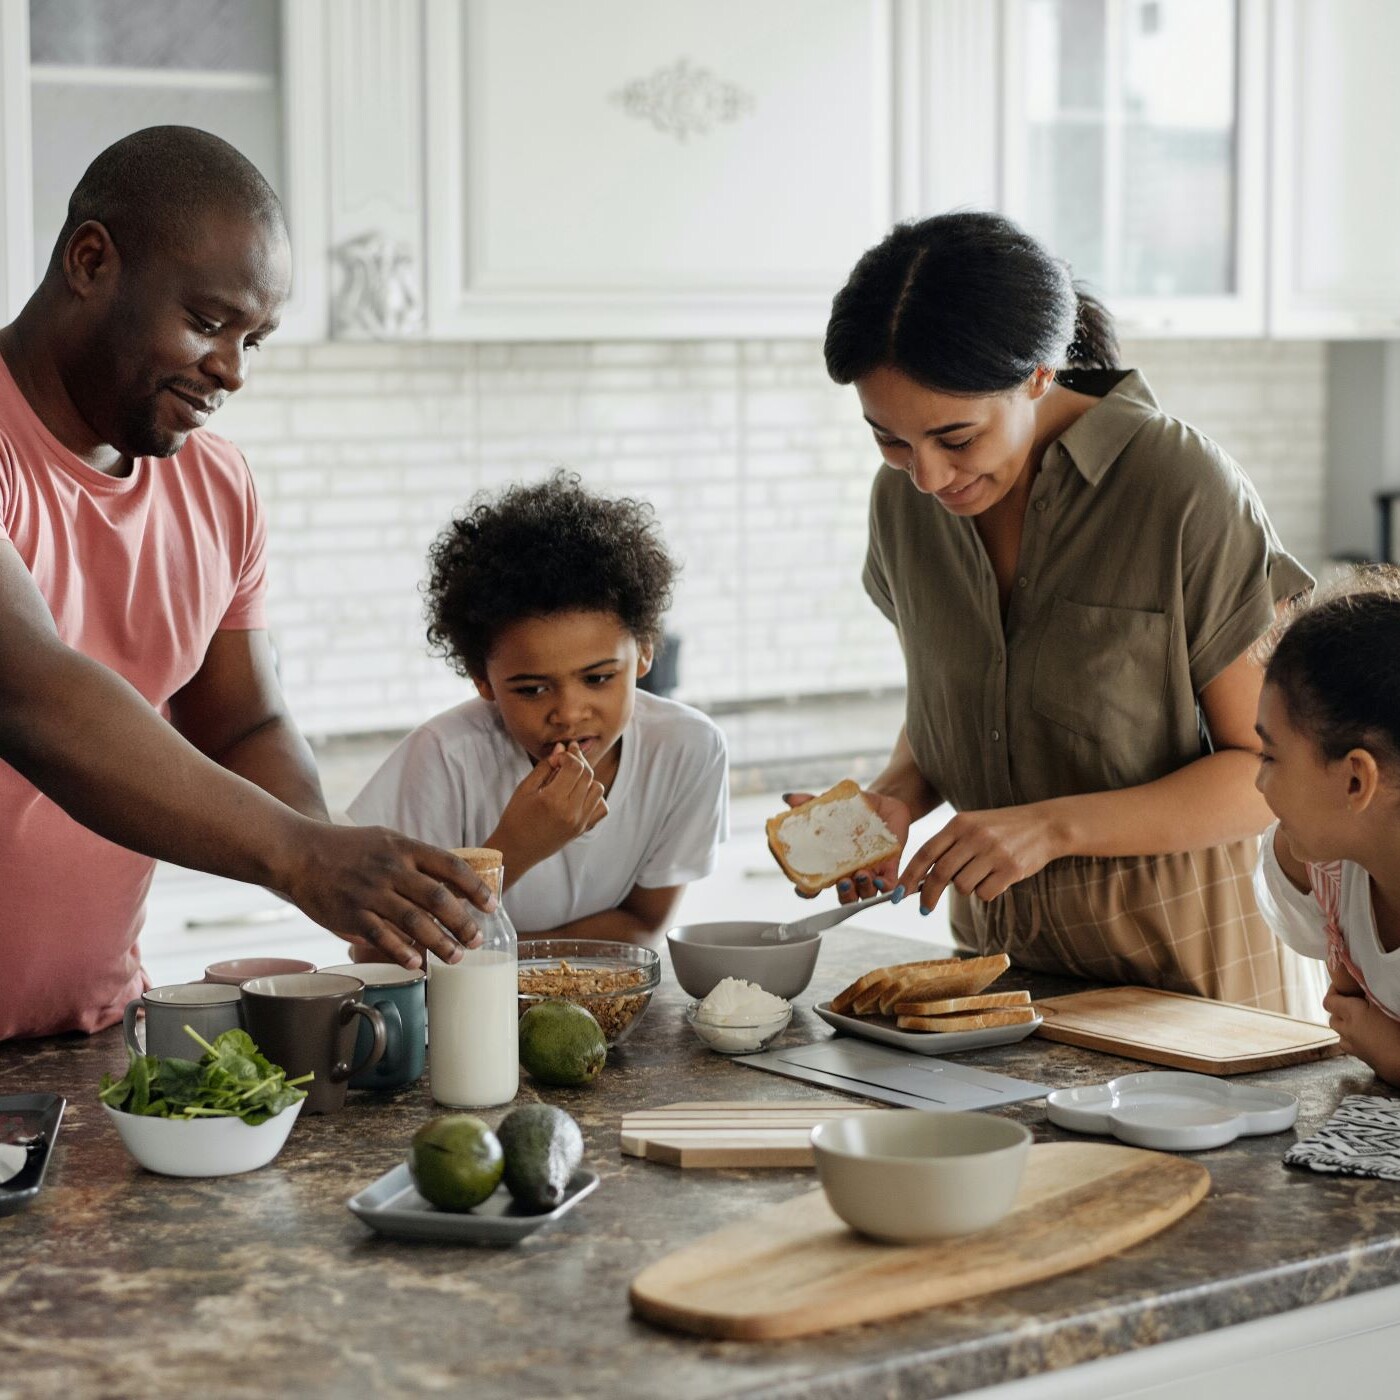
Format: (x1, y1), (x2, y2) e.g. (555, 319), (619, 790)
(0, 1093), (65, 1216)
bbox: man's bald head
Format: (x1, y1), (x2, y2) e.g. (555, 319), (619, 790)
(48, 125), (287, 275)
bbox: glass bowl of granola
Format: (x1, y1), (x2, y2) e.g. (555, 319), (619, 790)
(516, 940), (660, 1046)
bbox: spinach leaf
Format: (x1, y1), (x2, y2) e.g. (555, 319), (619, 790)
(99, 1025), (310, 1126)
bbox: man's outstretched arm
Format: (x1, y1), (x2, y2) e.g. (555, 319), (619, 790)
(0, 539), (488, 966)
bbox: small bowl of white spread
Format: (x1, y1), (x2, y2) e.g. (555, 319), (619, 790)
(685, 978), (792, 1055)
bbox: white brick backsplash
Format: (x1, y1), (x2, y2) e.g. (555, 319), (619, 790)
(221, 338), (1329, 737)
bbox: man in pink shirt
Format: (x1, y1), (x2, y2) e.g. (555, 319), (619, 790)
(0, 127), (489, 1041)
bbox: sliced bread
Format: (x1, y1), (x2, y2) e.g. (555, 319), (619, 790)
(895, 1006), (1038, 1033)
(891, 989), (1031, 1016)
(879, 953), (1011, 1012)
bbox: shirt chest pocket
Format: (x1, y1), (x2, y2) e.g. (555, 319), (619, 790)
(1031, 595), (1172, 743)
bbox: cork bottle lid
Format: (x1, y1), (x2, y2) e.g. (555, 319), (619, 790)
(453, 847), (503, 897)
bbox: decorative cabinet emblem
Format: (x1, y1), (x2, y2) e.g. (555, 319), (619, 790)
(331, 231), (422, 340)
(610, 58), (755, 142)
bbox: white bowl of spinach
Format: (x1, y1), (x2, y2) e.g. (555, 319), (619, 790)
(100, 1027), (310, 1177)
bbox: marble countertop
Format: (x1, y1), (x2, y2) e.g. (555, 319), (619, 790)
(3, 929), (1398, 1400)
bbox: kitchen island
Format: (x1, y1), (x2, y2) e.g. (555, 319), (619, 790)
(2, 929), (1398, 1400)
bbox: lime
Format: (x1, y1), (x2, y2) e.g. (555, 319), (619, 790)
(408, 1114), (504, 1211)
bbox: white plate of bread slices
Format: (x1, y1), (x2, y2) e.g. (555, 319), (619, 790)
(815, 954), (1042, 1055)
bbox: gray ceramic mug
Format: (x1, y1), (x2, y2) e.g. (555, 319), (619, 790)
(123, 983), (245, 1060)
(319, 964), (426, 1090)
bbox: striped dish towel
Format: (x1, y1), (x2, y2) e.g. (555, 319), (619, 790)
(1284, 1095), (1400, 1180)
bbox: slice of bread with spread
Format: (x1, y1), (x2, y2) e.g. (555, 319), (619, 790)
(766, 780), (902, 897)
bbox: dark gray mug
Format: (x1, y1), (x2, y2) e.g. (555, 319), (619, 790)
(123, 983), (244, 1060)
(240, 973), (385, 1115)
(319, 964), (426, 1090)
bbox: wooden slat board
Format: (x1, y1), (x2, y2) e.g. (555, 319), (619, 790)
(620, 1101), (885, 1168)
(630, 1142), (1209, 1340)
(1034, 985), (1339, 1074)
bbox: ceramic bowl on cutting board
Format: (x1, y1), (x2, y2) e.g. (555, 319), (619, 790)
(810, 1110), (1031, 1242)
(666, 922), (821, 1000)
(1046, 1071), (1298, 1151)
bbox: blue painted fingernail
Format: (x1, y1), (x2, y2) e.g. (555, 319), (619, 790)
(874, 879), (887, 891)
(838, 880), (852, 893)
(920, 905), (930, 917)
(891, 885), (905, 904)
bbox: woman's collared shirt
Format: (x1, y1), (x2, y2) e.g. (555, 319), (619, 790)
(863, 368), (1313, 817)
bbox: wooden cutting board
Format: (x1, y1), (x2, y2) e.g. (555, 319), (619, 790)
(620, 1101), (885, 1168)
(630, 1142), (1209, 1340)
(1034, 985), (1340, 1074)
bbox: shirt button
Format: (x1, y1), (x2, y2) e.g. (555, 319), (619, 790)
(991, 729), (1001, 742)
(1035, 499), (1047, 512)
(1017, 576), (1029, 589)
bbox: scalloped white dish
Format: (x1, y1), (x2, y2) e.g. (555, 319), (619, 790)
(1046, 1071), (1298, 1151)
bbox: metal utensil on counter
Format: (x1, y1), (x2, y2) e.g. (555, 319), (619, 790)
(759, 888), (898, 943)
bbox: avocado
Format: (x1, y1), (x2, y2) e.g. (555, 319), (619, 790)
(518, 1000), (607, 1087)
(497, 1104), (585, 1211)
(408, 1114), (504, 1212)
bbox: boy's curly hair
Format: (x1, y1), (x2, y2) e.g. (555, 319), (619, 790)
(424, 471), (677, 680)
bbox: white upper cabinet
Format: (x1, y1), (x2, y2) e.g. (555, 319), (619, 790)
(1001, 0), (1267, 337)
(423, 0), (895, 340)
(0, 0), (326, 338)
(1270, 0), (1400, 337)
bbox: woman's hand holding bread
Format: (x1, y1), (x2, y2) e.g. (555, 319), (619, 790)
(487, 742), (607, 883)
(773, 784), (911, 902)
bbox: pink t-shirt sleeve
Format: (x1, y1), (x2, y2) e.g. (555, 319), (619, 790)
(219, 452), (268, 630)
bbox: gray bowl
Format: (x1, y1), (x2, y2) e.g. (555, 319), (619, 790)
(665, 922), (822, 1000)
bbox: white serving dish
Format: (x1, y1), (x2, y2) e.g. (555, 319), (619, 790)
(1045, 1071), (1298, 1151)
(347, 1163), (599, 1244)
(104, 1100), (303, 1177)
(811, 1110), (1032, 1242)
(813, 1001), (1042, 1055)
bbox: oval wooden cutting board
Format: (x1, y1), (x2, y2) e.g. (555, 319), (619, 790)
(630, 1142), (1209, 1340)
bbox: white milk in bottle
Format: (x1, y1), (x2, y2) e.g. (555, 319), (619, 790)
(427, 848), (519, 1107)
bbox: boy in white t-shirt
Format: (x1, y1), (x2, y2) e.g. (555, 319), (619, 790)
(350, 472), (727, 943)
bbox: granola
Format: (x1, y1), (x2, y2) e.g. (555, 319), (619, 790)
(517, 959), (651, 1041)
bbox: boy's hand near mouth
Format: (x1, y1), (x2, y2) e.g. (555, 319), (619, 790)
(486, 740), (607, 883)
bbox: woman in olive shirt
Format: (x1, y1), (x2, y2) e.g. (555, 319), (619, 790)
(819, 211), (1317, 1012)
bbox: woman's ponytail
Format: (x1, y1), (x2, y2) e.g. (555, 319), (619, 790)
(1066, 287), (1120, 371)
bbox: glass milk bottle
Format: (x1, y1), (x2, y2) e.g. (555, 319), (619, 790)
(426, 849), (519, 1107)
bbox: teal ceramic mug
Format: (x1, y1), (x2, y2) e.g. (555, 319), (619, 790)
(319, 963), (426, 1090)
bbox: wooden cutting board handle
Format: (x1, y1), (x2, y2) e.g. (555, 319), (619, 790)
(630, 1142), (1209, 1340)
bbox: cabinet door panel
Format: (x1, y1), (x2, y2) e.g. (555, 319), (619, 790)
(1003, 0), (1266, 337)
(1271, 0), (1400, 336)
(426, 0), (894, 339)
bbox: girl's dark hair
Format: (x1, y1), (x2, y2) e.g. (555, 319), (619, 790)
(424, 471), (676, 680)
(1261, 566), (1400, 770)
(824, 210), (1119, 393)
